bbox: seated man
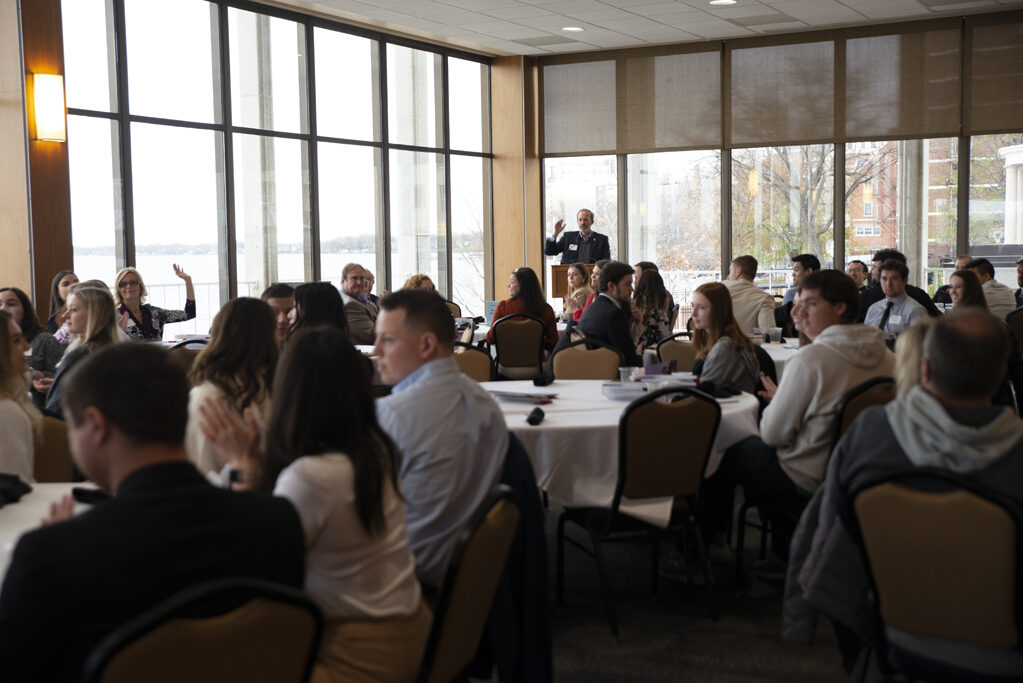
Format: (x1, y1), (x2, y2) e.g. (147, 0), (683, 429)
(0, 344), (304, 683)
(858, 248), (940, 322)
(374, 289), (507, 590)
(966, 257), (1018, 320)
(339, 262), (378, 344)
(723, 254), (775, 334)
(784, 309), (1023, 665)
(845, 260), (870, 293)
(260, 282), (294, 348)
(577, 261), (643, 366)
(714, 270), (895, 561)
(776, 254), (819, 335)
(863, 259), (926, 346)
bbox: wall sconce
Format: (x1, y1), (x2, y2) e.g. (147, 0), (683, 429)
(30, 73), (66, 142)
(747, 168), (759, 197)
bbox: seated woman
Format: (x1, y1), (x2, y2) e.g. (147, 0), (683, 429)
(401, 274), (436, 292)
(185, 298), (277, 476)
(288, 282), (350, 341)
(690, 282), (759, 394)
(487, 267), (558, 353)
(948, 268), (987, 309)
(574, 259), (609, 322)
(0, 310), (41, 481)
(46, 270), (78, 333)
(631, 269), (672, 349)
(200, 327), (430, 683)
(45, 285), (123, 418)
(115, 265), (196, 341)
(561, 262), (593, 322)
(0, 287), (65, 407)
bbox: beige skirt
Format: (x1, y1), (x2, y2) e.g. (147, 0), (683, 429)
(312, 598), (432, 683)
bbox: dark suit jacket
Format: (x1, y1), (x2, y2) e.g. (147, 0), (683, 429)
(857, 283), (940, 323)
(578, 294), (642, 366)
(543, 231), (611, 265)
(0, 461), (305, 683)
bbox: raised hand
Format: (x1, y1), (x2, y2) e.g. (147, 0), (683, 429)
(172, 263), (191, 281)
(553, 219), (566, 237)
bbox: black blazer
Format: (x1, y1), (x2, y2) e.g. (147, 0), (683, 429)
(578, 294), (642, 366)
(543, 231), (611, 265)
(0, 462), (305, 683)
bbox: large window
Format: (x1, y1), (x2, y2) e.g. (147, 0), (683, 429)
(62, 0), (492, 337)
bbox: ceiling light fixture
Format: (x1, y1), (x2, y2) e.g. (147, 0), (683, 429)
(561, 26), (584, 32)
(709, 0), (737, 5)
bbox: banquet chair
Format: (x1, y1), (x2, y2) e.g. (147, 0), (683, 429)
(491, 314), (545, 380)
(34, 415), (74, 482)
(656, 332), (697, 372)
(556, 388), (722, 636)
(851, 468), (1023, 682)
(453, 341), (493, 383)
(167, 340), (205, 387)
(418, 486), (520, 683)
(550, 337), (623, 380)
(445, 300), (462, 318)
(82, 578), (323, 683)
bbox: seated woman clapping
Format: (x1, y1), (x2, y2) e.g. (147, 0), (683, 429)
(0, 287), (65, 407)
(691, 282), (759, 394)
(200, 326), (430, 683)
(185, 297), (277, 476)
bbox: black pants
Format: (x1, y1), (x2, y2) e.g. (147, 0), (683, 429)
(704, 436), (808, 559)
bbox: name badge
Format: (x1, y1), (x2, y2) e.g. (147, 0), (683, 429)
(889, 314), (902, 325)
(568, 243), (578, 251)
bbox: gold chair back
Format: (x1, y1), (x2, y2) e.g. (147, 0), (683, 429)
(552, 345), (620, 380)
(834, 378), (895, 444)
(493, 317), (544, 379)
(420, 489), (520, 683)
(453, 348), (492, 383)
(34, 416), (74, 482)
(446, 300), (462, 318)
(656, 339), (697, 372)
(855, 482), (1017, 648)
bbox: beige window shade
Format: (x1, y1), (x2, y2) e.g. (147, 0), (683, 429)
(543, 61), (615, 154)
(620, 50), (721, 152)
(730, 41), (834, 145)
(846, 29), (960, 139)
(968, 20), (1023, 134)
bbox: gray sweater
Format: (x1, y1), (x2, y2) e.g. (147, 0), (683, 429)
(699, 336), (759, 394)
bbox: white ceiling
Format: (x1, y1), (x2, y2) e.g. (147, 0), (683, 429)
(270, 0), (1023, 56)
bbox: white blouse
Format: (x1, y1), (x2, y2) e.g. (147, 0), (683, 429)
(184, 381), (269, 476)
(0, 399), (34, 483)
(275, 453), (422, 620)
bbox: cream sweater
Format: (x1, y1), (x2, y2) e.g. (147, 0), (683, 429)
(722, 278), (776, 335)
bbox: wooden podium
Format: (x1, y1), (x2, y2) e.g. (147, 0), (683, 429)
(550, 263), (595, 299)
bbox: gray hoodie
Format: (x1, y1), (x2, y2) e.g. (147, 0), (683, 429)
(761, 323), (895, 492)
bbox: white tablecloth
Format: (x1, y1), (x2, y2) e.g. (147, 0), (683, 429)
(761, 342), (800, 380)
(483, 379), (760, 527)
(0, 483), (88, 581)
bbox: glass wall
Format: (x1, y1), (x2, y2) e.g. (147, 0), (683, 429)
(62, 0), (492, 336)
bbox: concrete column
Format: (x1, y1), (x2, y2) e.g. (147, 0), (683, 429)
(898, 139), (924, 285)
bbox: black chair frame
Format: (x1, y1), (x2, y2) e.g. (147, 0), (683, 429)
(167, 338), (207, 350)
(555, 387), (722, 637)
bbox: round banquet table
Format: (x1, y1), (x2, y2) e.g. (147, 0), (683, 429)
(761, 341), (800, 380)
(482, 379), (760, 527)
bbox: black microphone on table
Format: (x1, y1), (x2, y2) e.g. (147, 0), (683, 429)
(526, 407), (545, 425)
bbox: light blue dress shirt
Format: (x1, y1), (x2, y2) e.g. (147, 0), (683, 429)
(376, 356), (508, 587)
(863, 292), (926, 339)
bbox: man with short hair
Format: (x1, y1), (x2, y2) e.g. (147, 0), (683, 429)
(785, 309), (1023, 654)
(845, 260), (869, 291)
(713, 270), (895, 562)
(340, 262), (378, 344)
(723, 255), (775, 334)
(260, 282), (295, 348)
(858, 248), (941, 321)
(544, 208), (612, 265)
(578, 261), (643, 366)
(365, 269), (380, 306)
(374, 289), (507, 590)
(0, 344), (305, 683)
(967, 257), (1018, 320)
(931, 255), (971, 305)
(776, 253), (820, 333)
(863, 259), (926, 343)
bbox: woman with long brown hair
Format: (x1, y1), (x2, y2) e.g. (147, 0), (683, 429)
(632, 269), (672, 348)
(691, 282), (759, 393)
(185, 297), (278, 474)
(0, 309), (41, 481)
(948, 269), (988, 310)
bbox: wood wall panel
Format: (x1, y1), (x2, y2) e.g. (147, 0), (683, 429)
(21, 0), (71, 323)
(491, 56), (541, 299)
(0, 0), (32, 298)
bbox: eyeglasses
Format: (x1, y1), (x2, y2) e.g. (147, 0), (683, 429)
(118, 279), (141, 288)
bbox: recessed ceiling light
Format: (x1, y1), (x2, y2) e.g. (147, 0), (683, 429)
(561, 26), (584, 32)
(709, 0), (737, 5)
